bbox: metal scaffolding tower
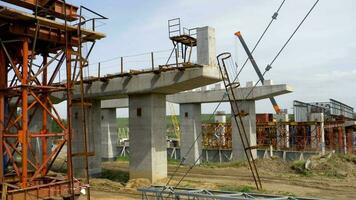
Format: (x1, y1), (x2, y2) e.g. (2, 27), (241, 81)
(0, 0), (105, 199)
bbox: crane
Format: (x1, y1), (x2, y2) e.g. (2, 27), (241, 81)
(234, 31), (282, 114)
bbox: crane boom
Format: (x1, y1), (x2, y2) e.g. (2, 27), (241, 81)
(235, 31), (281, 114)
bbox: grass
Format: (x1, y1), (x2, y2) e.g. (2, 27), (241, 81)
(100, 169), (129, 183)
(201, 161), (246, 168)
(290, 160), (311, 176)
(115, 155), (129, 162)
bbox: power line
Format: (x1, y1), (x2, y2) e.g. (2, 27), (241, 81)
(244, 0), (320, 100)
(234, 0), (286, 80)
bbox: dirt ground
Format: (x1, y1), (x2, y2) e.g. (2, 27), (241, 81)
(79, 154), (356, 200)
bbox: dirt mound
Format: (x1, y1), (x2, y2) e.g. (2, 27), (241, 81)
(255, 157), (292, 174)
(292, 153), (356, 178)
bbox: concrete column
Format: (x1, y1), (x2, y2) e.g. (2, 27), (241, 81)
(179, 103), (202, 165)
(128, 94), (167, 183)
(231, 100), (257, 160)
(28, 108), (52, 169)
(197, 26), (216, 67)
(72, 100), (102, 177)
(101, 108), (118, 161)
(310, 113), (325, 154)
(276, 114), (289, 149)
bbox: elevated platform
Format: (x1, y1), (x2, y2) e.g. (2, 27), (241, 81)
(170, 35), (197, 46)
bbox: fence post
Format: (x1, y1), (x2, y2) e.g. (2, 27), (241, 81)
(151, 52), (154, 70)
(175, 48), (179, 68)
(120, 57), (123, 74)
(98, 62), (101, 78)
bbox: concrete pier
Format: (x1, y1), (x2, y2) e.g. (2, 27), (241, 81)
(128, 94), (167, 182)
(28, 109), (52, 167)
(310, 113), (325, 154)
(72, 100), (102, 177)
(276, 114), (289, 149)
(179, 103), (202, 165)
(101, 108), (118, 161)
(231, 100), (257, 160)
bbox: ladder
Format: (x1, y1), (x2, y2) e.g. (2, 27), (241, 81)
(217, 52), (262, 190)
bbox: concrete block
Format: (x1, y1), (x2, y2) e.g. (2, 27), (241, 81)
(264, 80), (273, 85)
(197, 26), (216, 67)
(129, 94), (167, 183)
(246, 81), (255, 87)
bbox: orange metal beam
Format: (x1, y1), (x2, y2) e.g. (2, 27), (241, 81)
(20, 38), (29, 188)
(41, 53), (48, 176)
(0, 0), (78, 21)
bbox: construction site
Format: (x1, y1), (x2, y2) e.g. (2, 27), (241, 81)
(0, 0), (355, 199)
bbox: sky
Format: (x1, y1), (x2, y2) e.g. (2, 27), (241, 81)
(61, 0), (356, 117)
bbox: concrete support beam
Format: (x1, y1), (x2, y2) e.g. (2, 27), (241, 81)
(129, 94), (167, 182)
(72, 100), (102, 177)
(197, 26), (216, 67)
(179, 103), (202, 165)
(231, 101), (257, 160)
(101, 108), (118, 161)
(276, 114), (289, 149)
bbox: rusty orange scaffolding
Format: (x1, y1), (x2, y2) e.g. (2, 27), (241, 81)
(0, 1), (105, 199)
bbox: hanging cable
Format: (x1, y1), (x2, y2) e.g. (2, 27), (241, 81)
(244, 0), (320, 100)
(234, 0), (286, 81)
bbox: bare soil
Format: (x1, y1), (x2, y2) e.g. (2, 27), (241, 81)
(80, 154), (356, 200)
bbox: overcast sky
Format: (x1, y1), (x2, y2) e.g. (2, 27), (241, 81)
(61, 0), (356, 117)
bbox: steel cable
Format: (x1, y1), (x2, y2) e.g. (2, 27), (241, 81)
(244, 0), (320, 100)
(234, 0), (286, 81)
